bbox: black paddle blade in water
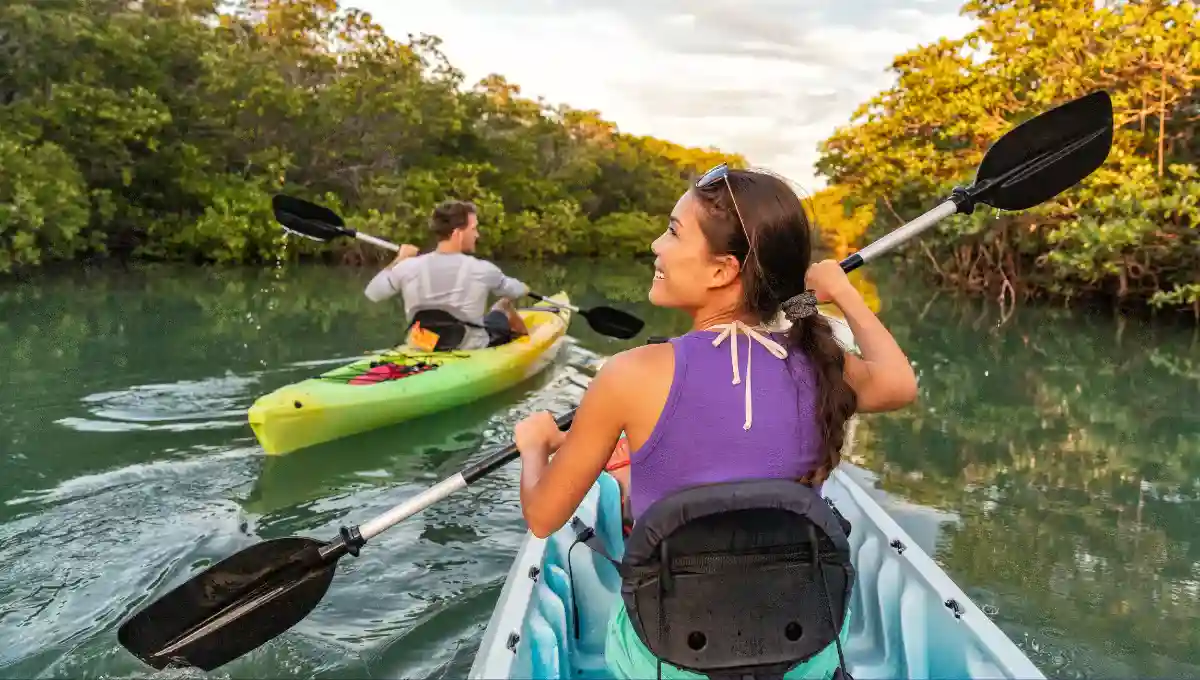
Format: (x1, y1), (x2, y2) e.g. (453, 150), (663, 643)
(972, 90), (1113, 211)
(272, 194), (352, 242)
(583, 306), (644, 339)
(117, 536), (336, 671)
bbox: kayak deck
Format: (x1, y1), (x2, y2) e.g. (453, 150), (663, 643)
(248, 293), (571, 455)
(470, 469), (1044, 680)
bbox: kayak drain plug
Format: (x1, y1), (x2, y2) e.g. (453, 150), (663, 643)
(294, 400), (303, 409)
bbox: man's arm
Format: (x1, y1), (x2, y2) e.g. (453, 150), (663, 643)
(481, 261), (529, 301)
(364, 246), (418, 302)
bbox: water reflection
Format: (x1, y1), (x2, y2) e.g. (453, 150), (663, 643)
(1, 260), (1197, 679)
(849, 268), (1200, 677)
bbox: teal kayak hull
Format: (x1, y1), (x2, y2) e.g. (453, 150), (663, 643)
(470, 469), (1044, 680)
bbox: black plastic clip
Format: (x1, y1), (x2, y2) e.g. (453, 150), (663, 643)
(339, 525), (365, 557)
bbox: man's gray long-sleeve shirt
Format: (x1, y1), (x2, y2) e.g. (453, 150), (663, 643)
(364, 252), (529, 349)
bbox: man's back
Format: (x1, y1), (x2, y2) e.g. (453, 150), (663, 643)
(364, 252), (528, 349)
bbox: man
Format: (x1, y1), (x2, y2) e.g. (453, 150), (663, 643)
(364, 199), (530, 351)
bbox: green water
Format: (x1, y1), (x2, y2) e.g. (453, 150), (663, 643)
(0, 259), (1196, 679)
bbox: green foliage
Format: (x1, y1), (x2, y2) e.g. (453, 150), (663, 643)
(0, 0), (744, 273)
(807, 184), (876, 259)
(815, 0), (1199, 315)
(0, 133), (92, 271)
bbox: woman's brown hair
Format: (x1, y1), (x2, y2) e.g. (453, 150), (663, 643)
(691, 169), (858, 486)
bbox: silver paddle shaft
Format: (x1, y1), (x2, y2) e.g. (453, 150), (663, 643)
(356, 232), (399, 252)
(853, 199), (959, 265)
(359, 474), (469, 540)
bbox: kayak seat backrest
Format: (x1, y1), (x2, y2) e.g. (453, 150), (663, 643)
(620, 479), (855, 680)
(406, 308), (468, 351)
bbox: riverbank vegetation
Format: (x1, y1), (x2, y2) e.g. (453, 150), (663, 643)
(3, 0), (1195, 317)
(0, 0), (741, 273)
(815, 0), (1199, 316)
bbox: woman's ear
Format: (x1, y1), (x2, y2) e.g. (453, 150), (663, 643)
(708, 254), (742, 289)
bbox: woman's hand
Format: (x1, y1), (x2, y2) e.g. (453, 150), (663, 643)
(804, 259), (856, 304)
(514, 411), (567, 461)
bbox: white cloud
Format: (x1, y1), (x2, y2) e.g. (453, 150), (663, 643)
(347, 0), (976, 192)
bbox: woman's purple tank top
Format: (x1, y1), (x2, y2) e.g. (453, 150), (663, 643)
(628, 326), (823, 520)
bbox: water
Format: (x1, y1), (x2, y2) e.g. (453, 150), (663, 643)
(0, 260), (1196, 679)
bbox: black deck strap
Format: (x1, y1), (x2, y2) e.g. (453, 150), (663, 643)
(569, 516), (621, 568)
(811, 525), (851, 678)
(566, 516), (621, 640)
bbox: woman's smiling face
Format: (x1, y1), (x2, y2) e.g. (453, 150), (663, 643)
(649, 189), (740, 311)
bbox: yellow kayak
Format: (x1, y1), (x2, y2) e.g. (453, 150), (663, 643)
(247, 293), (572, 455)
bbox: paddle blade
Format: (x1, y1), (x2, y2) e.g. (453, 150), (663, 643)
(272, 194), (351, 242)
(582, 306), (644, 339)
(118, 537), (335, 671)
(973, 90), (1113, 211)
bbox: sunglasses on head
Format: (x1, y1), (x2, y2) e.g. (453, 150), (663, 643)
(695, 162), (750, 253)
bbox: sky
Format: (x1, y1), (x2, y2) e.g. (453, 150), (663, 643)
(349, 0), (977, 193)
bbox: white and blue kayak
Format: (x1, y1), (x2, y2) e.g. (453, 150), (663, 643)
(469, 317), (1045, 680)
(469, 468), (1043, 679)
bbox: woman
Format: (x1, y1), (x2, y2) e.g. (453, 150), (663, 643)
(513, 164), (918, 678)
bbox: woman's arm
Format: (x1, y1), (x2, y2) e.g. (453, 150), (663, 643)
(833, 283), (918, 412)
(517, 352), (634, 538)
(806, 260), (918, 413)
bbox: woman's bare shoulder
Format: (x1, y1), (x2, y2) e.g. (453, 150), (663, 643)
(586, 341), (675, 396)
(602, 342), (674, 377)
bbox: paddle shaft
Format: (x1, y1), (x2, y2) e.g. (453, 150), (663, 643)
(528, 291), (582, 313)
(357, 410), (576, 541)
(293, 219), (582, 314)
(357, 232), (400, 252)
(839, 199), (961, 273)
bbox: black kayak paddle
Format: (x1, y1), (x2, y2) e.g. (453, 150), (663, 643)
(117, 413), (574, 672)
(271, 195), (645, 340)
(118, 89), (1113, 672)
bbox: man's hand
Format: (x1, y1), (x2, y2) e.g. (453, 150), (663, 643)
(390, 244), (419, 267)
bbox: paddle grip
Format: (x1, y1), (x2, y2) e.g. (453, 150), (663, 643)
(461, 409), (577, 485)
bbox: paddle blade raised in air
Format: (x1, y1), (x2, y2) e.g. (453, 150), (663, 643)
(117, 536), (335, 671)
(272, 195), (350, 242)
(973, 90), (1114, 211)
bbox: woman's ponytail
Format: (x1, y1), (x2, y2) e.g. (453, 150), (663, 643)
(788, 312), (857, 487)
